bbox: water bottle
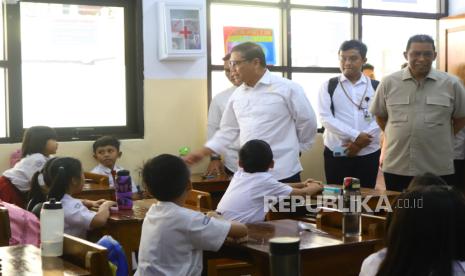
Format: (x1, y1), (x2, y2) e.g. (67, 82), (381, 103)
(116, 170), (133, 210)
(269, 237), (301, 276)
(40, 198), (64, 256)
(342, 177), (362, 237)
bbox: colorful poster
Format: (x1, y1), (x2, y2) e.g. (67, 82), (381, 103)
(223, 27), (276, 65)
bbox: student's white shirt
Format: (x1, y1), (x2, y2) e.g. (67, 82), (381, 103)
(135, 201), (231, 276)
(454, 128), (465, 160)
(3, 153), (49, 191)
(216, 170), (293, 223)
(91, 164), (137, 192)
(206, 70), (318, 180)
(207, 86), (239, 172)
(61, 194), (96, 239)
(359, 248), (465, 276)
(318, 74), (380, 155)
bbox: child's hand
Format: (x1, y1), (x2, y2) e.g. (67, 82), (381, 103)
(90, 199), (106, 208)
(226, 235), (248, 244)
(206, 211), (223, 219)
(99, 201), (116, 211)
(306, 181), (324, 194)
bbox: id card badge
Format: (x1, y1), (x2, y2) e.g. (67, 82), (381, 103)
(333, 146), (347, 157)
(363, 109), (372, 122)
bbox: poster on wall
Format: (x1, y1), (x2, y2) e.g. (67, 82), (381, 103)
(223, 27), (276, 65)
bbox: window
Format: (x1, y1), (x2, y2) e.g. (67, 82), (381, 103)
(1, 0), (143, 142)
(208, 0), (445, 130)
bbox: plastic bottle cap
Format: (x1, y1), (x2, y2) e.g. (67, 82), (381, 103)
(42, 198), (62, 209)
(269, 237), (300, 255)
(116, 170), (130, 176)
(179, 146), (190, 156)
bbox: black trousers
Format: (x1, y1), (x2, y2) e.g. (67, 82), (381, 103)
(324, 147), (380, 188)
(454, 159), (465, 193)
(383, 172), (456, 192)
(279, 172), (301, 183)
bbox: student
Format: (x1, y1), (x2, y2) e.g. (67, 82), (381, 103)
(135, 154), (247, 276)
(0, 126), (58, 207)
(45, 157), (115, 238)
(91, 136), (137, 192)
(216, 139), (324, 223)
(0, 199), (40, 247)
(359, 185), (465, 276)
(407, 172), (448, 191)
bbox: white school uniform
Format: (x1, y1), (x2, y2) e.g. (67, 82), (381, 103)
(3, 153), (49, 191)
(359, 248), (465, 276)
(216, 170), (293, 223)
(91, 164), (138, 192)
(61, 194), (96, 239)
(135, 201), (231, 276)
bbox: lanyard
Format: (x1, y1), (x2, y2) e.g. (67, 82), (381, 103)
(339, 76), (369, 110)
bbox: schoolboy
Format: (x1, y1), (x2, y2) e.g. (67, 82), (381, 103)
(135, 154), (247, 276)
(217, 139), (324, 223)
(91, 136), (137, 191)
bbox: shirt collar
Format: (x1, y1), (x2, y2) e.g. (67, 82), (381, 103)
(402, 67), (438, 81)
(96, 163), (121, 174)
(242, 69), (271, 89)
(340, 74), (367, 85)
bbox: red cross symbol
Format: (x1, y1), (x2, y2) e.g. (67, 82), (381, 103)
(179, 26), (192, 39)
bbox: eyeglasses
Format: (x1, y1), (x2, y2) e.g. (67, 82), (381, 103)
(229, 59), (249, 67)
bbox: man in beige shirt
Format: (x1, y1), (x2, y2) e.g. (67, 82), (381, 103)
(370, 34), (465, 191)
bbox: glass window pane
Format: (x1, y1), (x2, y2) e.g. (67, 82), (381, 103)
(292, 73), (339, 128)
(211, 71), (283, 99)
(291, 0), (351, 7)
(234, 0), (281, 2)
(0, 3), (4, 60)
(0, 68), (5, 138)
(210, 4), (282, 66)
(362, 0), (438, 13)
(291, 10), (351, 67)
(20, 3), (126, 128)
(363, 16), (436, 79)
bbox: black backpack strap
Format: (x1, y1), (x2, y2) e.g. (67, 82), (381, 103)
(370, 79), (379, 91)
(327, 77), (339, 116)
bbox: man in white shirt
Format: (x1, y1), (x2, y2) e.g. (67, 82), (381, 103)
(185, 42), (318, 182)
(318, 40), (380, 188)
(205, 53), (242, 176)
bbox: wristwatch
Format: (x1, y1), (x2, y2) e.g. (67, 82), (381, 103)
(210, 153), (221, 161)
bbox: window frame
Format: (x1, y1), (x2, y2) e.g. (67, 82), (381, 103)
(1, 0), (144, 143)
(207, 0), (448, 131)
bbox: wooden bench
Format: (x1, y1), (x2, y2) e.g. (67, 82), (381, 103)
(0, 206), (11, 246)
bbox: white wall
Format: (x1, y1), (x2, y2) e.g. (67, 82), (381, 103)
(449, 0), (465, 16)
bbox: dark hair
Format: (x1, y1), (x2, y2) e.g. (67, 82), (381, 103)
(362, 63), (374, 71)
(142, 154), (190, 201)
(408, 173), (447, 191)
(376, 185), (465, 276)
(21, 126), (57, 158)
(46, 157), (83, 201)
(339, 40), (367, 59)
(239, 139), (273, 173)
(222, 53), (231, 61)
(93, 136), (121, 153)
(406, 34), (435, 51)
(231, 42), (266, 67)
(27, 157), (58, 211)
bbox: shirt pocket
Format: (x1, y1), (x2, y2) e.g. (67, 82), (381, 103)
(425, 96), (451, 126)
(386, 97), (409, 125)
(251, 96), (287, 118)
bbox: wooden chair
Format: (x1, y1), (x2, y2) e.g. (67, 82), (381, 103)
(316, 208), (386, 239)
(62, 234), (111, 276)
(0, 206), (11, 246)
(84, 172), (110, 185)
(185, 189), (212, 210)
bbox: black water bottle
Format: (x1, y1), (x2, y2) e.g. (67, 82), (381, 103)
(269, 237), (301, 276)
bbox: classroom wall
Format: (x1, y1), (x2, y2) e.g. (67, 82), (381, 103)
(0, 0), (326, 185)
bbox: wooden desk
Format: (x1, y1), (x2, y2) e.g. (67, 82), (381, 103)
(89, 199), (206, 273)
(74, 183), (115, 201)
(212, 219), (379, 276)
(0, 245), (90, 275)
(191, 173), (231, 208)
